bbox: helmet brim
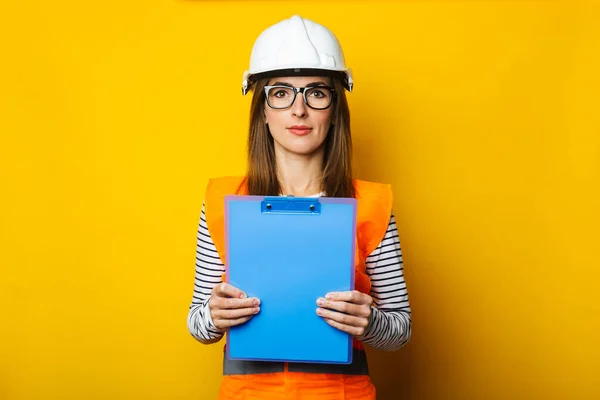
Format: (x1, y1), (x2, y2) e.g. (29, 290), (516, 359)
(242, 68), (353, 95)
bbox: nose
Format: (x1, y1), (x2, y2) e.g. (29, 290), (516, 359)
(291, 91), (308, 118)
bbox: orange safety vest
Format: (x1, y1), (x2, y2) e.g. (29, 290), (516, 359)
(204, 176), (393, 400)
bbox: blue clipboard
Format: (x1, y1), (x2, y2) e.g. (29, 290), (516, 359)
(224, 195), (357, 364)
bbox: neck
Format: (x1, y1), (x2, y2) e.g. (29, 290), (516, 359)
(275, 145), (324, 197)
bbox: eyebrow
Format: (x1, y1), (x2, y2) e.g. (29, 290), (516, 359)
(271, 81), (329, 87)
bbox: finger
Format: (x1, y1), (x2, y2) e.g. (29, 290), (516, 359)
(316, 307), (369, 328)
(316, 298), (371, 318)
(215, 282), (247, 299)
(210, 296), (260, 310)
(214, 315), (254, 329)
(213, 306), (260, 320)
(322, 317), (364, 337)
(325, 290), (372, 305)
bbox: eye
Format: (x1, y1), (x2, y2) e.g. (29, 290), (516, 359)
(307, 88), (327, 98)
(270, 87), (293, 98)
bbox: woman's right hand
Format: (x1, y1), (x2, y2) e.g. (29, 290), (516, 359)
(209, 282), (260, 331)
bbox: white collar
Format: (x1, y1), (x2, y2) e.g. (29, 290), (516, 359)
(280, 192), (325, 198)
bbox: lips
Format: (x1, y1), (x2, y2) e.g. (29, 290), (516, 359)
(287, 125), (313, 136)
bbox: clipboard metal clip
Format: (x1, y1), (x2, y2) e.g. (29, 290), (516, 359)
(261, 197), (321, 214)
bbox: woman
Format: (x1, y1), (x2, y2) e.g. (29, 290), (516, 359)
(188, 15), (412, 400)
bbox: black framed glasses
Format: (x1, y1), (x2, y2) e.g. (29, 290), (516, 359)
(264, 85), (335, 110)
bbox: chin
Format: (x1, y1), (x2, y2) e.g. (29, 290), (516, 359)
(280, 141), (324, 156)
(273, 134), (325, 156)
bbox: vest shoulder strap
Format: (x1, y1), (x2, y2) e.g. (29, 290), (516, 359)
(354, 179), (394, 258)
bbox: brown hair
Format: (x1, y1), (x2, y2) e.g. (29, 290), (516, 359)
(245, 77), (355, 198)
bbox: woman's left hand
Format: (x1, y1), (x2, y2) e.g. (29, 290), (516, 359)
(316, 290), (373, 337)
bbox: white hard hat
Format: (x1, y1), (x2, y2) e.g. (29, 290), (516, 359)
(241, 15), (353, 95)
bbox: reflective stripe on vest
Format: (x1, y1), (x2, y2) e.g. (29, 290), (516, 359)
(224, 348), (369, 375)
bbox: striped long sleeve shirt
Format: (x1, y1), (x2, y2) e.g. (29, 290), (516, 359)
(187, 204), (412, 351)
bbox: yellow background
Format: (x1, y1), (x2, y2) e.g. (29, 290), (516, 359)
(1, 1), (599, 399)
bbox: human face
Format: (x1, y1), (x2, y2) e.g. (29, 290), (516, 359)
(264, 76), (334, 157)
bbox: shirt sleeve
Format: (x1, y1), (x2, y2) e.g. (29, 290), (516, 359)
(356, 213), (412, 351)
(187, 203), (226, 344)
